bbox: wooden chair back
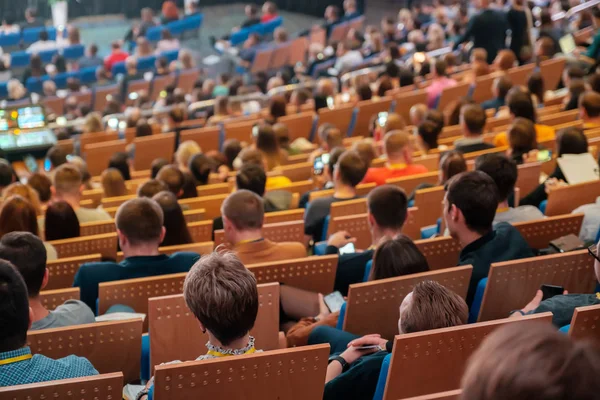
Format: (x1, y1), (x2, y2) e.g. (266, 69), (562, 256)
(224, 118), (259, 143)
(394, 90), (428, 122)
(539, 109), (579, 126)
(462, 146), (508, 161)
(43, 96), (65, 115)
(414, 153), (440, 171)
(317, 103), (355, 137)
(513, 214), (584, 250)
(152, 344), (329, 400)
(568, 304), (600, 344)
(158, 241), (213, 256)
(414, 236), (462, 270)
(150, 74), (176, 100)
(251, 48), (274, 74)
(125, 80), (151, 105)
(344, 266), (472, 340)
(546, 180), (600, 216)
(328, 213), (371, 249)
(381, 314), (553, 400)
(101, 194), (135, 209)
(353, 97), (393, 137)
(133, 133), (176, 170)
(93, 84), (119, 112)
(401, 390), (462, 400)
(80, 131), (119, 155)
(472, 74), (496, 103)
(149, 282), (281, 370)
(177, 68), (201, 94)
(81, 188), (104, 208)
(308, 182), (375, 201)
(183, 208), (206, 223)
(437, 82), (470, 112)
(247, 255), (338, 293)
(214, 220), (305, 246)
(278, 162), (312, 182)
(179, 194), (228, 219)
(80, 220), (116, 236)
(540, 58), (567, 91)
(386, 171), (439, 196)
(48, 232), (117, 259)
(477, 250), (597, 322)
(39, 287), (80, 310)
(289, 36), (309, 65)
(330, 198), (368, 219)
(0, 372), (124, 400)
(197, 182), (232, 197)
(278, 112), (315, 141)
(180, 125), (221, 153)
(271, 42), (291, 70)
(56, 138), (75, 155)
(414, 186), (444, 227)
(329, 21), (350, 42)
(516, 162), (541, 198)
(507, 63), (536, 86)
(187, 220), (213, 243)
(27, 319), (143, 383)
(263, 208), (304, 224)
(46, 254), (102, 290)
(85, 139), (127, 176)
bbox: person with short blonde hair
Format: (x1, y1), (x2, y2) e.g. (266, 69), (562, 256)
(175, 141), (202, 172)
(362, 131), (428, 186)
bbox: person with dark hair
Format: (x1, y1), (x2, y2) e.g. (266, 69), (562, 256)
(74, 198), (199, 309)
(0, 258), (98, 386)
(27, 29), (57, 53)
(527, 72), (545, 106)
(445, 171), (533, 306)
(481, 75), (512, 112)
(426, 59), (457, 108)
(309, 280), (468, 400)
(150, 158), (169, 179)
(266, 95), (287, 124)
(563, 79), (586, 112)
(416, 120), (442, 153)
(582, 7), (600, 61)
(409, 150), (468, 202)
(579, 91), (600, 129)
(221, 190), (306, 265)
(0, 159), (15, 193)
(108, 152), (131, 181)
(304, 151), (368, 242)
(454, 104), (494, 154)
(156, 165), (185, 198)
(520, 127), (589, 208)
(137, 179), (169, 198)
(152, 191), (193, 247)
(79, 44), (104, 69)
(45, 201), (81, 241)
(461, 322), (600, 400)
(27, 173), (52, 205)
(286, 234), (430, 347)
(475, 154), (544, 225)
(188, 153), (214, 185)
(507, 117), (537, 164)
(0, 231), (93, 332)
(45, 145), (68, 173)
(21, 7), (44, 29)
(223, 139), (243, 170)
(356, 83), (372, 102)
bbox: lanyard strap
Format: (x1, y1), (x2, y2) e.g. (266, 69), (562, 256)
(206, 347), (257, 358)
(0, 354), (32, 366)
(237, 238), (264, 245)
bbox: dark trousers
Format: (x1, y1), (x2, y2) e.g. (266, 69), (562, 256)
(308, 325), (360, 355)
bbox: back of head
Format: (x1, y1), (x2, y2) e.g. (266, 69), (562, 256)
(322, 126), (343, 150)
(446, 171), (498, 235)
(399, 280), (468, 334)
(527, 72), (545, 103)
(580, 91), (600, 118)
(3, 182), (41, 215)
(272, 123), (290, 149)
(0, 159), (14, 189)
(239, 148), (265, 168)
(151, 158), (169, 179)
(496, 49), (516, 71)
(439, 150), (467, 184)
(53, 164), (83, 197)
(236, 164), (267, 197)
(156, 165), (185, 196)
(352, 139), (378, 168)
(337, 150), (368, 187)
(137, 179), (169, 198)
(269, 95), (287, 119)
(508, 117), (537, 155)
(183, 251), (258, 346)
(223, 139), (243, 169)
(152, 191), (192, 246)
(101, 168), (127, 198)
(433, 59), (447, 77)
(188, 153), (214, 185)
(371, 234), (429, 281)
(27, 173), (52, 203)
(557, 126), (588, 157)
(0, 232), (46, 297)
(367, 185), (408, 230)
(0, 195), (38, 237)
(424, 109), (445, 132)
(384, 113), (406, 134)
(383, 130), (410, 158)
(46, 146), (67, 169)
(256, 124), (279, 155)
(0, 259), (30, 352)
(116, 197), (164, 246)
(357, 83), (372, 101)
(108, 152), (131, 181)
(461, 104), (487, 135)
(418, 120), (442, 150)
(45, 201), (80, 241)
(475, 154), (517, 203)
(507, 89), (536, 122)
(461, 322), (600, 400)
(495, 75), (513, 100)
(222, 189), (264, 231)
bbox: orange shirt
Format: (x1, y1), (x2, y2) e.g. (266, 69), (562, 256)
(494, 124), (555, 147)
(362, 164), (429, 186)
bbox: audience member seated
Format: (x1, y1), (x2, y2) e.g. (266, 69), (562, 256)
(45, 201), (81, 241)
(0, 232), (94, 330)
(408, 150), (466, 202)
(20, 7), (44, 29)
(0, 160), (15, 194)
(481, 75), (512, 113)
(221, 189), (306, 264)
(137, 179), (169, 198)
(334, 40), (364, 73)
(104, 41), (129, 72)
(461, 323), (600, 400)
(362, 131), (428, 186)
(27, 30), (57, 53)
(309, 280), (468, 400)
(78, 44), (104, 69)
(426, 59), (457, 108)
(28, 173), (52, 208)
(160, 0), (180, 24)
(520, 127), (589, 208)
(445, 171), (533, 306)
(454, 104), (494, 154)
(0, 259), (98, 386)
(156, 29), (181, 54)
(137, 251), (261, 400)
(580, 91), (600, 130)
(475, 154), (544, 225)
(156, 165), (185, 199)
(101, 168), (127, 198)
(305, 150), (368, 242)
(286, 234), (430, 346)
(152, 191), (193, 247)
(2, 182), (42, 216)
(507, 117), (537, 164)
(74, 197), (199, 310)
(416, 119), (444, 154)
(261, 1), (279, 23)
(256, 123), (287, 169)
(352, 139), (378, 168)
(238, 148), (292, 190)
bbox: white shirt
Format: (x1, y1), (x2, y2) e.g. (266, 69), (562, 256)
(27, 40), (58, 53)
(334, 50), (364, 73)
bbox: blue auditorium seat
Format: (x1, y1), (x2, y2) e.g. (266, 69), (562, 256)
(137, 55), (157, 71)
(10, 52), (31, 68)
(335, 301), (347, 330)
(0, 32), (21, 48)
(468, 278), (488, 323)
(25, 76), (48, 94)
(363, 260), (373, 282)
(38, 49), (58, 63)
(373, 354), (392, 400)
(0, 82), (8, 98)
(111, 61), (127, 76)
(63, 44), (85, 60)
(161, 50), (179, 63)
(146, 26), (164, 42)
(22, 27), (57, 44)
(79, 66), (98, 84)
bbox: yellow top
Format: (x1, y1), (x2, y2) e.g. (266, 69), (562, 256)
(0, 354), (32, 366)
(206, 347), (257, 358)
(266, 176), (292, 191)
(494, 124), (556, 147)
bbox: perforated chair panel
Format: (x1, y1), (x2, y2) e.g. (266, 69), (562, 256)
(80, 220), (116, 236)
(39, 288), (80, 310)
(27, 319), (143, 383)
(188, 220), (213, 243)
(414, 237), (462, 271)
(46, 254), (102, 290)
(569, 304), (600, 344)
(48, 233), (118, 259)
(214, 221), (305, 246)
(343, 266), (472, 340)
(133, 133), (176, 171)
(386, 172), (439, 196)
(180, 126), (221, 153)
(513, 214), (584, 250)
(153, 344), (329, 400)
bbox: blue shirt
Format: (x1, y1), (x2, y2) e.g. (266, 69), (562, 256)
(73, 252), (200, 311)
(0, 346), (98, 387)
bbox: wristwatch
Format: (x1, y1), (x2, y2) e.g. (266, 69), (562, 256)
(328, 355), (349, 372)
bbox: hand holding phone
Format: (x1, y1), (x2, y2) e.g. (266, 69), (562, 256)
(327, 231), (357, 249)
(313, 156), (325, 176)
(540, 284), (565, 301)
(323, 291), (345, 313)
